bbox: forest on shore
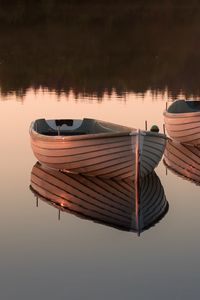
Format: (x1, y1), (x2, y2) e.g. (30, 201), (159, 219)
(0, 1), (200, 98)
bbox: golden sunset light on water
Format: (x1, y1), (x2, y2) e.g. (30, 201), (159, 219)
(1, 2), (200, 299)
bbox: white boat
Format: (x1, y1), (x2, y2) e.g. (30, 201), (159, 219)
(30, 118), (166, 180)
(164, 139), (200, 185)
(30, 162), (169, 234)
(164, 99), (200, 145)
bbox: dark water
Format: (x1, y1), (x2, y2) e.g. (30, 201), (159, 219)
(1, 3), (200, 299)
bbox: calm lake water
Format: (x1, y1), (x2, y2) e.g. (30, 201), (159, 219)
(1, 89), (200, 300)
(1, 2), (200, 299)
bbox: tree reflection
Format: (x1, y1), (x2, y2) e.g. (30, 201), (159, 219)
(0, 1), (200, 99)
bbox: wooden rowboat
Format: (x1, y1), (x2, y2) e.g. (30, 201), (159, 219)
(164, 139), (200, 185)
(30, 162), (169, 234)
(164, 99), (200, 145)
(30, 118), (166, 180)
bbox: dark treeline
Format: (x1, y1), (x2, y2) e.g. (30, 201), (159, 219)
(0, 1), (200, 25)
(0, 1), (200, 98)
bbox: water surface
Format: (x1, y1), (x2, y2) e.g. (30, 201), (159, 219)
(1, 2), (200, 299)
(1, 89), (200, 300)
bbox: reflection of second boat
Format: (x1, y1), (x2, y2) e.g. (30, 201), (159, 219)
(30, 162), (168, 235)
(164, 138), (200, 184)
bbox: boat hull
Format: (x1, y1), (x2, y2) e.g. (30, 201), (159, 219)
(30, 127), (166, 180)
(164, 109), (200, 145)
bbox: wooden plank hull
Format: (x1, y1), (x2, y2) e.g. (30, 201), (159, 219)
(164, 100), (200, 145)
(164, 139), (200, 184)
(138, 131), (166, 177)
(30, 120), (166, 180)
(30, 162), (168, 234)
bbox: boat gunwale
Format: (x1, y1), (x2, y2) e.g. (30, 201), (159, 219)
(30, 120), (166, 142)
(163, 109), (200, 118)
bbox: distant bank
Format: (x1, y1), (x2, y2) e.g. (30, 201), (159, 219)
(0, 1), (200, 98)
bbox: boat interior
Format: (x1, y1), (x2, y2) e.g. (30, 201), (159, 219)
(33, 118), (133, 136)
(167, 100), (200, 113)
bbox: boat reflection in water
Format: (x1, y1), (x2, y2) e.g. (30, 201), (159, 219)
(164, 139), (200, 185)
(30, 162), (168, 235)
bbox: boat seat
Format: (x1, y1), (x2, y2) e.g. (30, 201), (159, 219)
(55, 119), (74, 127)
(41, 131), (87, 136)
